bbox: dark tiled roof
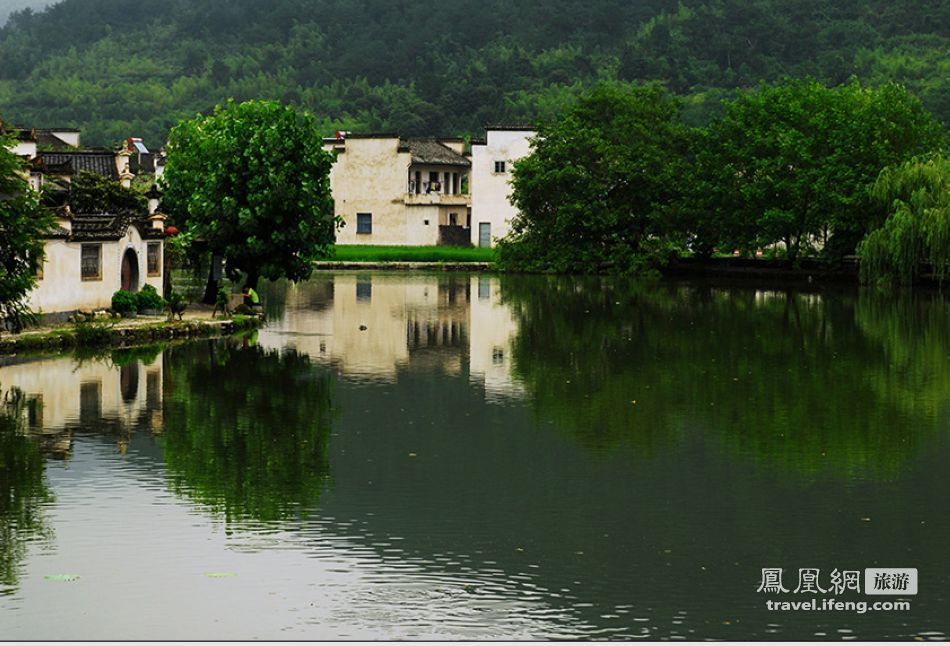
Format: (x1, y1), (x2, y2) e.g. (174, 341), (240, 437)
(41, 207), (163, 242)
(403, 139), (471, 167)
(36, 152), (118, 179)
(45, 225), (71, 239)
(67, 211), (164, 241)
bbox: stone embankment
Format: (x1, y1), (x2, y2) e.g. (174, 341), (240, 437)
(0, 310), (261, 355)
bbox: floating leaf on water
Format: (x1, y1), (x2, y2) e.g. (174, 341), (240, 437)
(206, 572), (237, 578)
(45, 574), (80, 582)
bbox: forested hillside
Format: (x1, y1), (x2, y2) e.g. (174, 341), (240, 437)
(0, 0), (946, 146)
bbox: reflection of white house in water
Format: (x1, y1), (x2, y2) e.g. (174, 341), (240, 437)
(468, 276), (525, 401)
(258, 274), (522, 400)
(0, 354), (164, 458)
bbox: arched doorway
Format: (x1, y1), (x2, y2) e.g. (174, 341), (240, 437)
(121, 248), (139, 292)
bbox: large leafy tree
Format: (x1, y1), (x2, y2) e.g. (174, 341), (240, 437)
(161, 99), (338, 294)
(0, 130), (52, 331)
(695, 79), (944, 261)
(497, 82), (691, 273)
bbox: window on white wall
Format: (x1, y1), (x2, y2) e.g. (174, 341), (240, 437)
(147, 242), (162, 276)
(356, 213), (372, 234)
(494, 161), (506, 173)
(81, 244), (102, 280)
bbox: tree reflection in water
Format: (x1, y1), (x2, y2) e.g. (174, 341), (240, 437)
(500, 275), (949, 480)
(162, 339), (335, 526)
(0, 388), (53, 595)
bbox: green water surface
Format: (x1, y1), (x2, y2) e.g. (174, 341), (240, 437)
(0, 273), (947, 640)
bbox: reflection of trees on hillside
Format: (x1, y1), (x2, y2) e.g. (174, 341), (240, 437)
(0, 388), (53, 595)
(501, 275), (948, 479)
(162, 341), (335, 526)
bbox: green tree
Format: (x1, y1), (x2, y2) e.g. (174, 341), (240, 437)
(0, 130), (52, 331)
(497, 82), (690, 273)
(858, 152), (949, 285)
(161, 99), (338, 298)
(697, 79), (943, 261)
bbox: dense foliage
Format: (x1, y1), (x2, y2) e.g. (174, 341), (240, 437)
(690, 79), (945, 261)
(161, 99), (337, 289)
(0, 0), (946, 146)
(60, 170), (147, 214)
(500, 79), (945, 273)
(858, 153), (950, 285)
(497, 83), (688, 273)
(0, 132), (51, 331)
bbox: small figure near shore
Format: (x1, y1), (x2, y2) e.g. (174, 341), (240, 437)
(242, 286), (261, 310)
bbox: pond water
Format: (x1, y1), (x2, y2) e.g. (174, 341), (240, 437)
(1, 272), (948, 640)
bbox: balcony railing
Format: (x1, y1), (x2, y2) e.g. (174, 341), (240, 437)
(404, 192), (470, 206)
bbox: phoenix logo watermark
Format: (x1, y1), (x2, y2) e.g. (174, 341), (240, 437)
(757, 568), (916, 614)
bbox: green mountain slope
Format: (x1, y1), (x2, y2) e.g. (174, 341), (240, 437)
(0, 0), (946, 146)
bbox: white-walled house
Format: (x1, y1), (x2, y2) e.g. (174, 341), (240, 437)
(324, 134), (472, 246)
(3, 123), (166, 318)
(28, 206), (167, 317)
(469, 126), (536, 247)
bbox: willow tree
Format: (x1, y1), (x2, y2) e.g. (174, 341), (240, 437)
(161, 100), (339, 301)
(858, 153), (949, 285)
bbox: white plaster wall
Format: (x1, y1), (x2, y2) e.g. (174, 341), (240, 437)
(470, 129), (535, 247)
(326, 137), (412, 246)
(326, 138), (471, 246)
(441, 140), (465, 156)
(405, 205), (442, 245)
(51, 130), (81, 147)
(11, 140), (36, 158)
(28, 225), (164, 314)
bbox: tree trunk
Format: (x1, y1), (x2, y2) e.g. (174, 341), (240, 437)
(202, 259), (219, 305)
